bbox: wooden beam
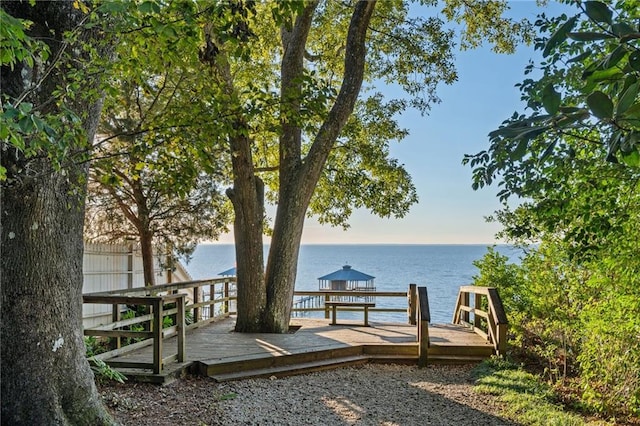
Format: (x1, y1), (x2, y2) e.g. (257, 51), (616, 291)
(84, 330), (153, 339)
(408, 283), (417, 326)
(152, 299), (163, 374)
(417, 286), (430, 367)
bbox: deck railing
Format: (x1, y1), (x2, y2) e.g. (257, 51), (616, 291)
(83, 277), (236, 373)
(416, 286), (430, 367)
(291, 289), (411, 320)
(452, 285), (508, 355)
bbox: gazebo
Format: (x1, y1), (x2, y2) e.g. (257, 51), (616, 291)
(318, 265), (376, 302)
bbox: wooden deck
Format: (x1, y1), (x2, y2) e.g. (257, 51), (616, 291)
(106, 317), (494, 383)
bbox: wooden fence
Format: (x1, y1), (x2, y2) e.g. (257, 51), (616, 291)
(83, 277), (236, 374)
(82, 242), (192, 328)
(452, 285), (508, 355)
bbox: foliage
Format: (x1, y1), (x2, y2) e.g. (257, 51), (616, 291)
(89, 357), (127, 384)
(466, 3), (640, 418)
(473, 357), (603, 426)
(473, 241), (640, 419)
(84, 336), (109, 357)
(464, 0), (640, 198)
(84, 1), (232, 284)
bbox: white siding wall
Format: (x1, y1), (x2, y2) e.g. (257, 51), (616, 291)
(82, 243), (192, 328)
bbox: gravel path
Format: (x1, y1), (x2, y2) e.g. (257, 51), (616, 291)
(100, 364), (517, 425)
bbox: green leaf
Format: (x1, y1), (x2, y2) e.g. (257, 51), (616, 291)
(511, 138), (529, 161)
(587, 91), (613, 119)
(567, 51), (590, 64)
(621, 150), (640, 167)
(543, 16), (578, 57)
(603, 45), (627, 69)
(568, 32), (615, 41)
(542, 83), (562, 115)
(540, 141), (557, 163)
(138, 1), (160, 14)
(616, 82), (639, 116)
(611, 22), (636, 37)
(584, 66), (624, 84)
(584, 1), (613, 25)
(623, 103), (640, 120)
(630, 51), (640, 72)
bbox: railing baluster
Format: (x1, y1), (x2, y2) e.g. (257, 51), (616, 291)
(152, 298), (163, 374)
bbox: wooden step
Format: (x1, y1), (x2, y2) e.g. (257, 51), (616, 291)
(197, 345), (363, 376)
(363, 344), (418, 357)
(367, 354), (418, 364)
(428, 344), (494, 357)
(425, 354), (487, 365)
(209, 355), (370, 382)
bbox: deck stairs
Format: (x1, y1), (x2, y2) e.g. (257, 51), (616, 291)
(196, 340), (493, 382)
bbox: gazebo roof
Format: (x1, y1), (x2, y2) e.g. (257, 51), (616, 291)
(218, 266), (237, 276)
(318, 265), (374, 282)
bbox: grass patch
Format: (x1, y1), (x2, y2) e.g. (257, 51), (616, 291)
(472, 357), (610, 426)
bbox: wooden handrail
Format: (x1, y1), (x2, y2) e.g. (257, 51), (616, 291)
(83, 278), (236, 373)
(417, 286), (430, 367)
(452, 286), (508, 355)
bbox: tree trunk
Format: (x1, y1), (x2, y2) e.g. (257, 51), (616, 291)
(2, 165), (115, 426)
(1, 2), (114, 424)
(260, 1), (376, 333)
(263, 188), (308, 332)
(228, 134), (267, 332)
(140, 229), (156, 287)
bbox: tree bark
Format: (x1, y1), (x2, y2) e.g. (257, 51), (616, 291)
(261, 1), (377, 332)
(140, 229), (156, 287)
(1, 2), (115, 424)
(228, 133), (267, 333)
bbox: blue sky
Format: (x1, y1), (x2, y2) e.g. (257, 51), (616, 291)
(217, 1), (570, 245)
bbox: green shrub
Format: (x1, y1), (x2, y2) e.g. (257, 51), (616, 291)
(89, 357), (127, 384)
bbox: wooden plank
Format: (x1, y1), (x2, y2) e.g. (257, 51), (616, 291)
(89, 313), (153, 331)
(417, 286), (430, 367)
(83, 295), (162, 305)
(177, 294), (185, 362)
(296, 290), (406, 297)
(84, 329), (153, 339)
(152, 299), (163, 374)
(106, 361), (155, 370)
(417, 287), (430, 322)
(325, 301), (375, 307)
(408, 284), (417, 325)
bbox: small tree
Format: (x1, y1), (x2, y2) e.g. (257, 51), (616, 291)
(86, 60), (232, 286)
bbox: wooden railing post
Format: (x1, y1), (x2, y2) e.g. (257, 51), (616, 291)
(417, 286), (430, 368)
(462, 291), (470, 324)
(224, 280), (230, 314)
(193, 285), (201, 323)
(176, 294), (185, 363)
(111, 303), (121, 349)
(487, 288), (508, 355)
(209, 283), (215, 319)
(152, 298), (163, 374)
(474, 293), (483, 329)
(408, 283), (417, 325)
(324, 293), (330, 319)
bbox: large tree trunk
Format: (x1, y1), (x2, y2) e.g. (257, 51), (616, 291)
(261, 1), (376, 333)
(1, 2), (114, 424)
(228, 134), (267, 332)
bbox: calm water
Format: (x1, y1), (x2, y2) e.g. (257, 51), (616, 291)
(184, 244), (521, 324)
